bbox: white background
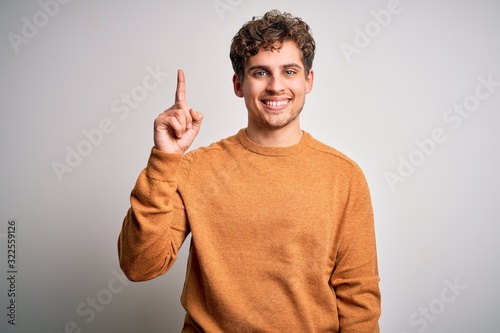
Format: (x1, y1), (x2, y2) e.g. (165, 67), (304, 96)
(1, 0), (499, 332)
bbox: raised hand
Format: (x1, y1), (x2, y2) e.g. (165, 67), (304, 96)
(153, 69), (203, 154)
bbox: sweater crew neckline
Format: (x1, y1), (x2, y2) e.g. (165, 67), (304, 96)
(237, 128), (310, 156)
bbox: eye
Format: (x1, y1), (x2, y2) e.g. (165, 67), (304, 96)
(283, 69), (296, 76)
(253, 71), (268, 77)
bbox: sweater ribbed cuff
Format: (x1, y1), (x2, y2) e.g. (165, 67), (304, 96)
(145, 147), (184, 181)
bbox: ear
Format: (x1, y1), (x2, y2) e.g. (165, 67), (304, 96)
(305, 69), (314, 94)
(232, 74), (244, 98)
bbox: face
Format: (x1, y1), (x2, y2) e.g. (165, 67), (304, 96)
(233, 40), (314, 133)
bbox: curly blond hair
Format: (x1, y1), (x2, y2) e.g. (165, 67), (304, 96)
(230, 10), (316, 80)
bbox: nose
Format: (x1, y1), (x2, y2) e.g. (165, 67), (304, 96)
(266, 74), (285, 94)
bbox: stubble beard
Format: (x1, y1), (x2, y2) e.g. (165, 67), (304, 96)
(256, 97), (305, 130)
(259, 109), (301, 130)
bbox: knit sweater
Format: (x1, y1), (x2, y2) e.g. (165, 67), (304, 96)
(118, 129), (381, 332)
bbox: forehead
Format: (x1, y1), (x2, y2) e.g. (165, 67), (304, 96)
(245, 40), (304, 70)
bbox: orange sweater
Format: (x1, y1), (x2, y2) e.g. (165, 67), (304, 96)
(118, 129), (380, 332)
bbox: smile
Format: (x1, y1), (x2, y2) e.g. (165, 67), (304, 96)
(262, 99), (290, 107)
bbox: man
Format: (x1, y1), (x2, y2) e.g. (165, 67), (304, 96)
(118, 10), (381, 332)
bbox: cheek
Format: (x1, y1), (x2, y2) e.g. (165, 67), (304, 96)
(291, 83), (308, 97)
(243, 84), (263, 100)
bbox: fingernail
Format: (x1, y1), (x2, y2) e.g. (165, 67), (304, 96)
(187, 123), (192, 129)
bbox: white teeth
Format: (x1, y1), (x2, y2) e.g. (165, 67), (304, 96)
(265, 100), (289, 107)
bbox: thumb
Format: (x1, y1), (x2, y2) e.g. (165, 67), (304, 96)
(190, 108), (203, 127)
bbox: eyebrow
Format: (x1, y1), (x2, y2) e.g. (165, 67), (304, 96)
(247, 63), (303, 73)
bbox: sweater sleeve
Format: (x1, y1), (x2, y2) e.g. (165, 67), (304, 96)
(118, 147), (191, 282)
(330, 168), (381, 332)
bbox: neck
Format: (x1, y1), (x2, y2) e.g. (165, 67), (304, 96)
(246, 122), (303, 147)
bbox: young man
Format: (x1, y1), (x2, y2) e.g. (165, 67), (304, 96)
(118, 10), (381, 332)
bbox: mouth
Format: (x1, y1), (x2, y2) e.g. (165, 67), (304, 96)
(261, 98), (291, 110)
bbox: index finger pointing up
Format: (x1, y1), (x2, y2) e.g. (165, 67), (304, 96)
(175, 69), (186, 102)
